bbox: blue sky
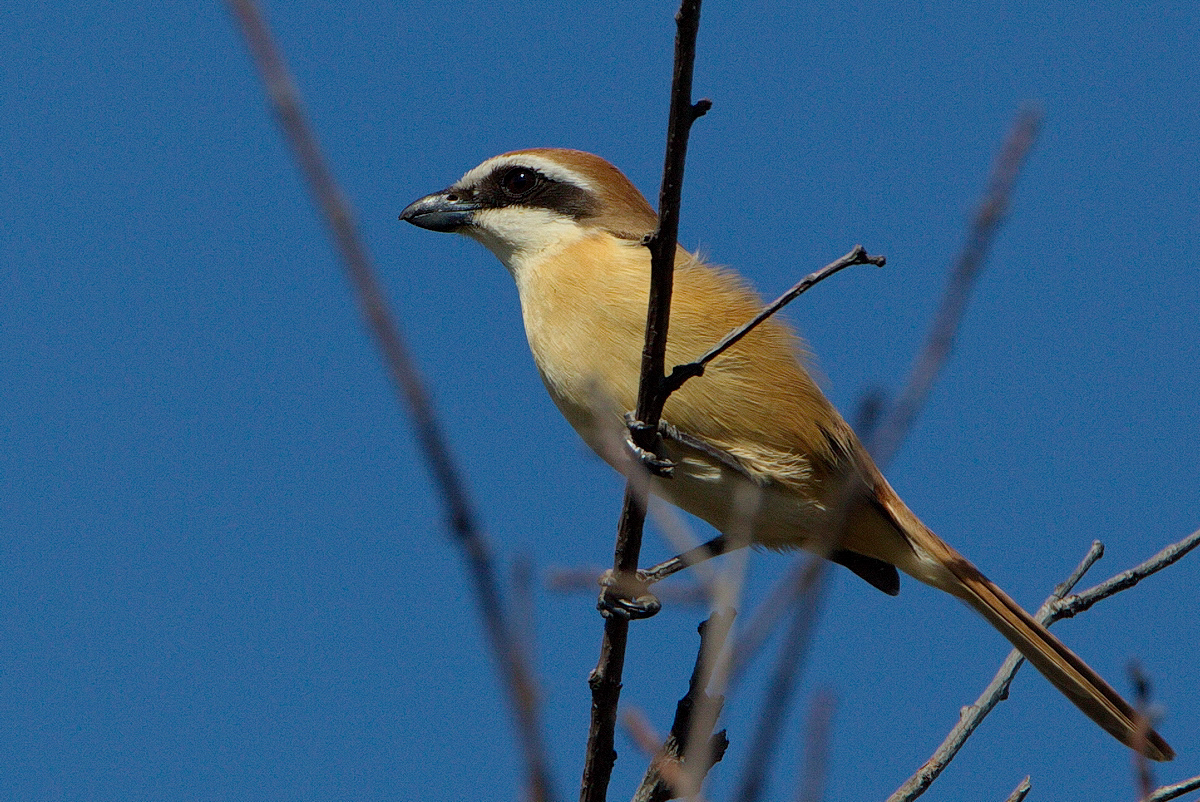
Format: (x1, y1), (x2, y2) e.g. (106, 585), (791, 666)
(2, 2), (1197, 800)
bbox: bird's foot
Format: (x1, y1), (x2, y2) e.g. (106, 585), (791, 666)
(597, 569), (662, 620)
(623, 414), (675, 478)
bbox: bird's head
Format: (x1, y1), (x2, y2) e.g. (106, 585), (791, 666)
(400, 149), (658, 271)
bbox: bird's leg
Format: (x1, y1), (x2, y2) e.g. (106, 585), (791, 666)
(597, 535), (730, 619)
(641, 534), (730, 584)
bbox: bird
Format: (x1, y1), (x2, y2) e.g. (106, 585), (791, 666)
(399, 147), (1174, 761)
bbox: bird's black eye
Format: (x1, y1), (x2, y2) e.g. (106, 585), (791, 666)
(500, 166), (540, 197)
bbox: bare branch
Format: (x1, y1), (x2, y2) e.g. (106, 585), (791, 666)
(1148, 774), (1200, 802)
(661, 246), (886, 398)
(1051, 528), (1200, 621)
(1003, 776), (1032, 802)
(580, 2), (708, 800)
(225, 4), (555, 800)
(886, 540), (1104, 802)
(888, 526), (1200, 802)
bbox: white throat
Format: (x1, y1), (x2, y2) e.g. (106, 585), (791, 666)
(464, 206), (590, 279)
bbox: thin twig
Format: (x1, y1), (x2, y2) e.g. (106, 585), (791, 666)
(1051, 528), (1200, 621)
(794, 688), (837, 802)
(580, 3), (708, 801)
(1003, 776), (1032, 802)
(224, 4), (555, 801)
(884, 528), (1200, 802)
(661, 246), (885, 398)
(632, 611), (734, 802)
(1148, 774), (1200, 802)
(868, 104), (1042, 467)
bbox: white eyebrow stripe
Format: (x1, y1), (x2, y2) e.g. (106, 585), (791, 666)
(457, 153), (596, 193)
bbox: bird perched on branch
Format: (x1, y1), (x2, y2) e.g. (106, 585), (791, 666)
(400, 148), (1173, 761)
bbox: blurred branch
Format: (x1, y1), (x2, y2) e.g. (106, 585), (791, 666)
(734, 558), (829, 802)
(632, 611), (733, 802)
(726, 106), (1043, 802)
(867, 104), (1041, 467)
(225, 3), (555, 801)
(580, 2), (709, 801)
(793, 688), (837, 802)
(1129, 662), (1157, 801)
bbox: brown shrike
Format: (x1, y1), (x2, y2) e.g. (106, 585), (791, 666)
(400, 148), (1173, 760)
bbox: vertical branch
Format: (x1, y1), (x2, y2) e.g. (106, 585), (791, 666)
(580, 2), (709, 801)
(225, 4), (555, 801)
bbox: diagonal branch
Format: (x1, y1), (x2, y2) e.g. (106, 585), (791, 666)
(728, 106), (1044, 802)
(886, 540), (1104, 802)
(1148, 774), (1200, 802)
(225, 4), (555, 801)
(579, 3), (709, 802)
(868, 104), (1042, 467)
(889, 527), (1200, 802)
(661, 246), (885, 399)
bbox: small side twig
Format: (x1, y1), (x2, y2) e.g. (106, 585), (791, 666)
(225, 4), (554, 801)
(1051, 527), (1200, 621)
(660, 246), (886, 398)
(1003, 776), (1032, 802)
(632, 611), (734, 802)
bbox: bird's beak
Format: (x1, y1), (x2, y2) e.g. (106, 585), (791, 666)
(399, 188), (482, 232)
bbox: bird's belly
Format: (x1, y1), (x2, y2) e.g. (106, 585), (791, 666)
(646, 443), (841, 553)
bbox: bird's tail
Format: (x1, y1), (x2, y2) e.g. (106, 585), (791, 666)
(871, 481), (1175, 761)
